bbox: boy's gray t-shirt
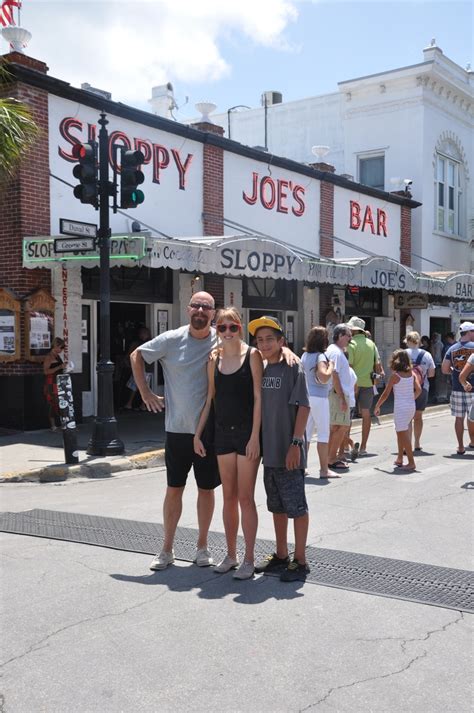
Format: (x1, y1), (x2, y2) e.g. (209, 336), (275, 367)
(138, 325), (217, 434)
(261, 360), (310, 469)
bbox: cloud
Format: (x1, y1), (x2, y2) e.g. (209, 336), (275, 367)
(13, 0), (298, 107)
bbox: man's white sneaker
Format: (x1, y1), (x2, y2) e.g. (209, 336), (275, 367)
(214, 555), (239, 573)
(149, 550), (175, 571)
(194, 547), (213, 567)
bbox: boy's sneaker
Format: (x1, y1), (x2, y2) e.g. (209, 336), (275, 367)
(254, 553), (290, 573)
(149, 550), (175, 571)
(194, 547), (213, 567)
(280, 559), (310, 582)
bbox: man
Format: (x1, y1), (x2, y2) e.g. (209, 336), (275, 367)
(405, 331), (435, 451)
(441, 322), (474, 454)
(130, 292), (220, 570)
(326, 324), (353, 470)
(347, 316), (384, 456)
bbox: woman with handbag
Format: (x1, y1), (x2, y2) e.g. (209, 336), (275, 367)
(301, 326), (336, 478)
(194, 307), (263, 580)
(43, 337), (65, 431)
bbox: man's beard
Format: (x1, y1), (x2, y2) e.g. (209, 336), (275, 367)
(191, 313), (209, 331)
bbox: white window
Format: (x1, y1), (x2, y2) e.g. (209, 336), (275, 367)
(435, 154), (463, 236)
(358, 155), (385, 191)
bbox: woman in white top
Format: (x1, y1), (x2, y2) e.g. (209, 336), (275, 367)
(301, 326), (335, 478)
(375, 349), (422, 472)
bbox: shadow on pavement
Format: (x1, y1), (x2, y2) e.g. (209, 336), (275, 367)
(110, 566), (304, 603)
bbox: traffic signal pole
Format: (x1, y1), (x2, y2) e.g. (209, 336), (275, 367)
(87, 112), (124, 456)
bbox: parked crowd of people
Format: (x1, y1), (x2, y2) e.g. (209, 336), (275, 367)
(129, 294), (474, 583)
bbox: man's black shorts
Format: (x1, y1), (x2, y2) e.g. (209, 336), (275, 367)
(165, 432), (221, 489)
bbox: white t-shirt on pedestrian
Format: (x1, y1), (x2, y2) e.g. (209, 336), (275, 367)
(406, 347), (435, 392)
(326, 343), (352, 397)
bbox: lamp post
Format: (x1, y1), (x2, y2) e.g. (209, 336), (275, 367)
(87, 112), (124, 456)
(227, 105), (251, 140)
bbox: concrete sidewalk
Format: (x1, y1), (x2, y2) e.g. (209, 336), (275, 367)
(0, 403), (450, 483)
(0, 410), (166, 483)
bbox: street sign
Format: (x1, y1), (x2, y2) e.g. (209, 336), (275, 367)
(54, 237), (96, 253)
(60, 218), (97, 238)
(23, 234), (147, 264)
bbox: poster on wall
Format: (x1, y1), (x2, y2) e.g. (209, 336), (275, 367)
(29, 313), (53, 356)
(0, 313), (15, 354)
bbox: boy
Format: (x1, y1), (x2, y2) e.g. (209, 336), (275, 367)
(248, 316), (311, 582)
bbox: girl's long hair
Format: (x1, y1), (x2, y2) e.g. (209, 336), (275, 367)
(389, 348), (412, 373)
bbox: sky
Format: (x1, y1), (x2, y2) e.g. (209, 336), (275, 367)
(2, 0), (472, 120)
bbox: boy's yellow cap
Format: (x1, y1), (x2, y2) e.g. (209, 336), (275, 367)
(248, 316), (284, 336)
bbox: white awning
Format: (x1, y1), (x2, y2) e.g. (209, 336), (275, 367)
(23, 234), (473, 299)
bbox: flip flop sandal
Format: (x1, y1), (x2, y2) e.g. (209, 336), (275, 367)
(393, 460), (404, 467)
(319, 471), (341, 479)
(329, 460), (349, 470)
(457, 449), (466, 455)
(414, 447), (422, 452)
(399, 466), (416, 472)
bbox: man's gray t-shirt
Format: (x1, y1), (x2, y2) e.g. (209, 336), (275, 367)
(138, 325), (217, 434)
(261, 360), (310, 469)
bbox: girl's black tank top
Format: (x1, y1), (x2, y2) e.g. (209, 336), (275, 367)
(214, 347), (254, 429)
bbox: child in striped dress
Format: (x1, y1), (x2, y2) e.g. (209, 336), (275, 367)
(374, 349), (422, 471)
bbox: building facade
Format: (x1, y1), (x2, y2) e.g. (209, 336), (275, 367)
(210, 44), (474, 337)
(1, 51), (472, 430)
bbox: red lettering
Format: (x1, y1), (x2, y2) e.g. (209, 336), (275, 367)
(377, 209), (387, 237)
(87, 123), (97, 143)
(350, 200), (361, 229)
(243, 172), (259, 205)
(362, 205), (375, 234)
(58, 118), (84, 162)
(171, 149), (193, 190)
(276, 179), (289, 214)
(260, 176), (276, 209)
(152, 144), (170, 184)
(291, 185), (305, 216)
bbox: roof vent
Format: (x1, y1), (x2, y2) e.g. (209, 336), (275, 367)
(261, 91), (283, 106)
(81, 83), (112, 101)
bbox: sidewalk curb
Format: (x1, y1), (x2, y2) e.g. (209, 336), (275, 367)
(0, 449), (166, 484)
(0, 404), (450, 484)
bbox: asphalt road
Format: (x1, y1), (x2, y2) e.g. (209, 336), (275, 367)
(1, 409), (473, 713)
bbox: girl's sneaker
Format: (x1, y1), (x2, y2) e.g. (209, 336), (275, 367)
(233, 561), (255, 580)
(214, 556), (239, 573)
(254, 553), (290, 573)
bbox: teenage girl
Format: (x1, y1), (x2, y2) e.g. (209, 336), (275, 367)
(374, 349), (422, 471)
(194, 307), (263, 580)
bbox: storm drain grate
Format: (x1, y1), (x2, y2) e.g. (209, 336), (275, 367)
(1, 508), (472, 613)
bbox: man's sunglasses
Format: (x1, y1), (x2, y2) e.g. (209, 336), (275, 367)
(217, 323), (240, 334)
(189, 302), (214, 311)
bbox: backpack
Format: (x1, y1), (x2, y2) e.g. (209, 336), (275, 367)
(412, 351), (427, 387)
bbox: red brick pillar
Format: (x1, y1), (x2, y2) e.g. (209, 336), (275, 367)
(318, 178), (335, 323)
(0, 53), (51, 428)
(400, 205), (411, 267)
(192, 121), (225, 305)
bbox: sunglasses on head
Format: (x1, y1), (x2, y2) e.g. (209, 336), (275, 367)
(217, 323), (240, 334)
(189, 302), (214, 311)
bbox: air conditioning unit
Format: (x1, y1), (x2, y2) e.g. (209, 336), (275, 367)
(261, 91), (283, 106)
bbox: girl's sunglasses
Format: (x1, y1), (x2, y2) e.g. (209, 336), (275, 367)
(217, 323), (240, 334)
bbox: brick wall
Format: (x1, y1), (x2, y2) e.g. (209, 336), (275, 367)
(319, 180), (334, 259)
(0, 53), (51, 377)
(400, 205), (411, 267)
(193, 122), (225, 306)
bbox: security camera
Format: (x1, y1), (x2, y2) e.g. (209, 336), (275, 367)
(403, 179), (413, 186)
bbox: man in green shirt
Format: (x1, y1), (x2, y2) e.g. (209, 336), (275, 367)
(347, 316), (384, 455)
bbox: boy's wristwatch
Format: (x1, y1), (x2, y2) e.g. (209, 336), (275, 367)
(290, 437), (304, 446)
